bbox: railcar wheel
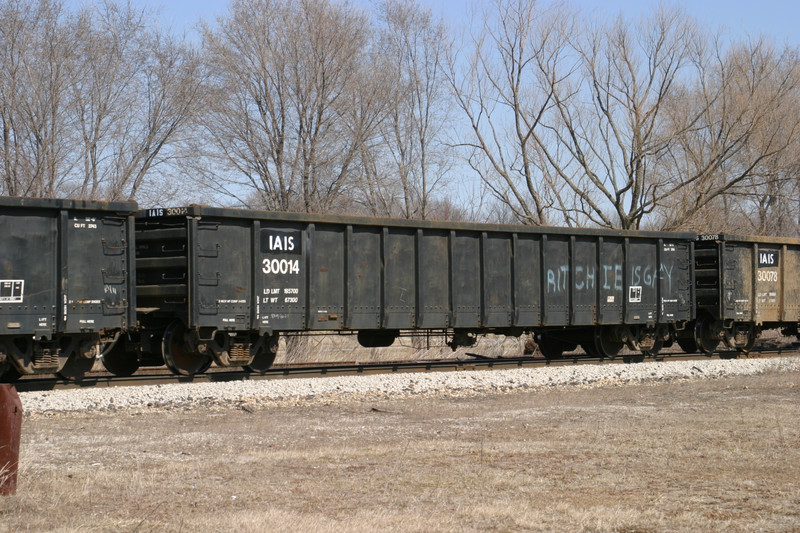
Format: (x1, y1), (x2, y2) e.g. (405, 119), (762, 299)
(57, 353), (95, 381)
(594, 328), (624, 358)
(677, 337), (698, 353)
(244, 334), (279, 372)
(0, 362), (21, 383)
(737, 334), (756, 354)
(536, 336), (563, 360)
(102, 338), (140, 377)
(696, 319), (719, 354)
(162, 321), (212, 376)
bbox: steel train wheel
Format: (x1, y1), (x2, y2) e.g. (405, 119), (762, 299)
(244, 334), (279, 372)
(536, 336), (563, 360)
(738, 334), (756, 354)
(695, 319), (719, 354)
(0, 362), (21, 383)
(594, 327), (624, 358)
(162, 321), (212, 376)
(102, 338), (140, 377)
(677, 337), (698, 353)
(57, 353), (95, 381)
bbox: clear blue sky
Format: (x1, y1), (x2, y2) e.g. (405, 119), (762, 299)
(73, 0), (800, 47)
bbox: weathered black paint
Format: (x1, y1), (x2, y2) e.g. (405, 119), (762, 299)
(0, 197), (136, 375)
(135, 206), (695, 339)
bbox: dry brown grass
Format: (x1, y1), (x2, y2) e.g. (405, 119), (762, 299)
(2, 370), (799, 532)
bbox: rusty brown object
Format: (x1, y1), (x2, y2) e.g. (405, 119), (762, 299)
(0, 384), (22, 496)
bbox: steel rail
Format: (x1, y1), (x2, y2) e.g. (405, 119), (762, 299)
(11, 347), (799, 393)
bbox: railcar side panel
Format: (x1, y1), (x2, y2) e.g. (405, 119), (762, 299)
(417, 230), (449, 328)
(483, 233), (513, 327)
(64, 211), (133, 331)
(660, 240), (693, 322)
(542, 235), (570, 326)
(597, 239), (624, 324)
(308, 225), (345, 331)
(726, 243), (755, 322)
(452, 231), (480, 328)
(192, 219), (252, 329)
(783, 246), (800, 323)
(513, 234), (541, 326)
(753, 244), (780, 324)
(258, 222), (306, 331)
(625, 241), (658, 324)
(346, 226), (382, 330)
(0, 210), (57, 336)
(571, 237), (597, 325)
(383, 228), (415, 329)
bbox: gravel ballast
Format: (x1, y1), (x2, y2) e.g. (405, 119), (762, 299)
(18, 356), (800, 416)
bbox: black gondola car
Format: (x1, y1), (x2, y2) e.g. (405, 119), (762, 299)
(0, 197), (136, 381)
(113, 206), (696, 375)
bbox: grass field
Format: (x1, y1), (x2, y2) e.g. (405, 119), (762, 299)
(2, 369), (799, 532)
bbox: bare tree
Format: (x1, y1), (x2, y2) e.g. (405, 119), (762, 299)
(450, 1), (800, 231)
(450, 1), (704, 229)
(657, 38), (800, 232)
(347, 50), (397, 216)
(447, 0), (568, 226)
(0, 0), (78, 197)
(363, 0), (452, 220)
(546, 6), (699, 229)
(68, 1), (205, 202)
(0, 0), (203, 203)
(198, 0), (370, 212)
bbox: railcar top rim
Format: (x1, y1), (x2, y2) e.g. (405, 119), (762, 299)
(698, 233), (800, 245)
(0, 195), (138, 212)
(139, 204), (698, 240)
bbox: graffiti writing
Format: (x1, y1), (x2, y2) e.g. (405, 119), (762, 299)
(545, 262), (676, 294)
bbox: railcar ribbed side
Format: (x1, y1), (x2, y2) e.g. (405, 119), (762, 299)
(123, 205), (696, 374)
(0, 197), (136, 381)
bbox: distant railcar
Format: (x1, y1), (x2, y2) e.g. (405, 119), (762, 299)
(687, 234), (800, 356)
(0, 197), (136, 381)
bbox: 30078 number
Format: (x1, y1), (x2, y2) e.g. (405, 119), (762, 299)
(757, 270), (778, 282)
(262, 258), (300, 275)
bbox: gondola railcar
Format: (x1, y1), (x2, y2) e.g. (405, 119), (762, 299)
(100, 205), (697, 375)
(0, 197), (136, 381)
(684, 234), (800, 356)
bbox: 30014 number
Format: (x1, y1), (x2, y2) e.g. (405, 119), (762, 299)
(262, 258), (300, 275)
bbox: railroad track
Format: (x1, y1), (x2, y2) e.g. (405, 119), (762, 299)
(12, 346), (799, 393)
